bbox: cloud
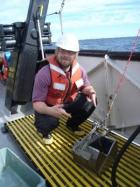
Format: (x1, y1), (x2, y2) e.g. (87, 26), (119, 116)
(0, 0), (29, 24)
(47, 0), (140, 40)
(0, 0), (139, 40)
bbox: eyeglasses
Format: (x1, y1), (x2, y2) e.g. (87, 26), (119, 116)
(58, 48), (76, 56)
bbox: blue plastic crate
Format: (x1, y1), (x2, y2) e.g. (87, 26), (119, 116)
(0, 148), (46, 187)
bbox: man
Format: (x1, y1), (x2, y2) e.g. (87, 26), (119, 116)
(32, 33), (97, 144)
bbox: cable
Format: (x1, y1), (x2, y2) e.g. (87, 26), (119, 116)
(46, 0), (66, 34)
(111, 125), (140, 187)
(59, 0), (65, 13)
(58, 0), (66, 35)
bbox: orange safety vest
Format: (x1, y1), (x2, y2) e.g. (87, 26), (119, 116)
(0, 57), (8, 80)
(46, 55), (84, 105)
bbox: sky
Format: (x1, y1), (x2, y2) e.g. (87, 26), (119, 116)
(0, 0), (140, 42)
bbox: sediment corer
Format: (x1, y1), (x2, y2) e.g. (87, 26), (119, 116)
(74, 120), (102, 150)
(72, 120), (118, 174)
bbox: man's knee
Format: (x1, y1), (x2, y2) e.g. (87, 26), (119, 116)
(64, 93), (87, 113)
(82, 101), (96, 113)
(49, 117), (59, 129)
(34, 112), (59, 134)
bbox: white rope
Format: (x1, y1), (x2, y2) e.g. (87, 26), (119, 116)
(104, 55), (112, 99)
(104, 55), (112, 127)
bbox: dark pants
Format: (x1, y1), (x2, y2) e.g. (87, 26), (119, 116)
(34, 93), (96, 137)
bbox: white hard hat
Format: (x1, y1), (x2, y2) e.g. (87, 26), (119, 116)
(56, 33), (79, 52)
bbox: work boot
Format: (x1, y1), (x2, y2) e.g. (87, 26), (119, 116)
(67, 126), (85, 136)
(43, 134), (53, 145)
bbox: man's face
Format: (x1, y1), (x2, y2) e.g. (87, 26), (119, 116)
(56, 48), (77, 69)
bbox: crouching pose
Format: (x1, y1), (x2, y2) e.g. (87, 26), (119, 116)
(32, 33), (97, 144)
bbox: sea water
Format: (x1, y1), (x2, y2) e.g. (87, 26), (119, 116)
(48, 37), (140, 52)
(79, 37), (140, 52)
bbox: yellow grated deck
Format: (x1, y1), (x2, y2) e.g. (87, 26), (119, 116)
(7, 115), (140, 187)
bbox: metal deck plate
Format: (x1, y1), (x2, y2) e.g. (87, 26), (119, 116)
(7, 115), (140, 187)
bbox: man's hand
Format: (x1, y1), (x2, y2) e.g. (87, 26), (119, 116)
(33, 102), (71, 118)
(50, 104), (72, 118)
(82, 86), (97, 106)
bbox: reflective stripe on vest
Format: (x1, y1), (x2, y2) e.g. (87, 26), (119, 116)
(75, 78), (84, 88)
(53, 83), (65, 90)
(50, 63), (66, 76)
